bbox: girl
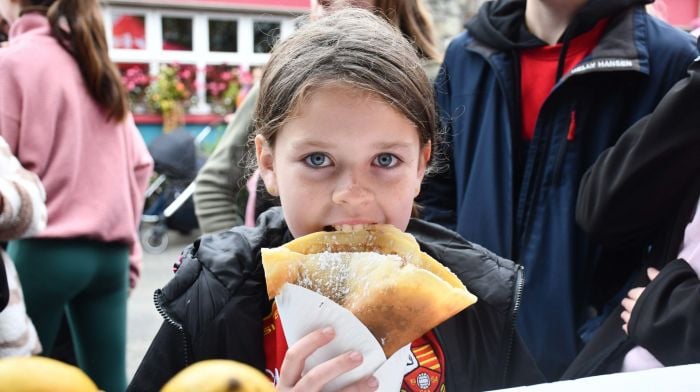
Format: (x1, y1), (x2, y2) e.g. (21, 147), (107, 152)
(129, 9), (543, 392)
(0, 0), (153, 390)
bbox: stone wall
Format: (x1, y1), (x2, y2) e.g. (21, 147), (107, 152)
(424, 0), (488, 50)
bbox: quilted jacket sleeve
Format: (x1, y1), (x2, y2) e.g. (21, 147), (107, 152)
(0, 136), (46, 241)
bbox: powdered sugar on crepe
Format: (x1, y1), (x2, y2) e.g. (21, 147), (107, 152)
(295, 251), (403, 306)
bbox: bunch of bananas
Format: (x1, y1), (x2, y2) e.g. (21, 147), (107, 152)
(0, 356), (99, 391)
(0, 356), (274, 392)
(162, 359), (275, 392)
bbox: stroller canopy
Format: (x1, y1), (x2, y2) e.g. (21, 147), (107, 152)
(148, 129), (198, 181)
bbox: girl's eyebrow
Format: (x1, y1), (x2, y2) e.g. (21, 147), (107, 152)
(372, 142), (414, 150)
(289, 139), (335, 150)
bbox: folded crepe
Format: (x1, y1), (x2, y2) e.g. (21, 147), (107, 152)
(262, 224), (478, 357)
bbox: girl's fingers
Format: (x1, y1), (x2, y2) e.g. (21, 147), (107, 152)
(278, 326), (335, 389)
(647, 267), (660, 281)
(621, 309), (630, 325)
(621, 297), (635, 312)
(294, 350), (366, 391)
(621, 285), (650, 336)
(338, 376), (380, 392)
(627, 287), (644, 300)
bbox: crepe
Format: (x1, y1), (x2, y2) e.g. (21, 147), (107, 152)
(262, 224), (477, 357)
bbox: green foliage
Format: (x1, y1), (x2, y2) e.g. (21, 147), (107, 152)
(146, 64), (197, 114)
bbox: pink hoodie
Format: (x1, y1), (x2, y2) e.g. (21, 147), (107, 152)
(0, 14), (153, 288)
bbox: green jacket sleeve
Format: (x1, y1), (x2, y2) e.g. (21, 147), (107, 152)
(193, 84), (259, 233)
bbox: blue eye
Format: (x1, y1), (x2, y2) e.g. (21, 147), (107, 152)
(374, 153), (398, 168)
(304, 153), (331, 167)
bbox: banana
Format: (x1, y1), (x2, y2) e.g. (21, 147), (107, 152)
(161, 359), (275, 392)
(0, 356), (99, 391)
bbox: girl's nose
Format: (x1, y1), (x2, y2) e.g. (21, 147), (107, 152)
(331, 182), (373, 207)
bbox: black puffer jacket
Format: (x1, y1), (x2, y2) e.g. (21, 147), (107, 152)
(564, 56), (700, 378)
(128, 208), (544, 391)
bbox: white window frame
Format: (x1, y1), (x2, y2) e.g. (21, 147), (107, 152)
(103, 5), (298, 114)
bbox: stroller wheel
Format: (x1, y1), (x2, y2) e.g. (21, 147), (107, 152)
(140, 226), (169, 254)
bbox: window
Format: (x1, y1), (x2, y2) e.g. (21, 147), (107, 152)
(106, 7), (300, 116)
(209, 19), (238, 52)
(253, 21), (280, 53)
(112, 12), (145, 49)
(162, 17), (192, 51)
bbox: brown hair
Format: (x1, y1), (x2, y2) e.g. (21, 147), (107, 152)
(23, 0), (128, 121)
(373, 0), (441, 62)
(318, 0), (441, 62)
(254, 8), (438, 172)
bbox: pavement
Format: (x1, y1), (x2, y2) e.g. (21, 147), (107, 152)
(126, 229), (200, 381)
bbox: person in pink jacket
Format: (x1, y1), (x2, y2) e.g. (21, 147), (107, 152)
(0, 0), (153, 390)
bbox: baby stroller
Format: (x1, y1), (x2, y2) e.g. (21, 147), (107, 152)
(140, 125), (216, 253)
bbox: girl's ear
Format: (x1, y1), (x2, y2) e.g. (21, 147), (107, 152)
(255, 134), (279, 196)
(418, 141), (431, 177)
(415, 141), (432, 196)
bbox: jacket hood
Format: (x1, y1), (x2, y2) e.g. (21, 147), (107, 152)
(467, 0), (653, 50)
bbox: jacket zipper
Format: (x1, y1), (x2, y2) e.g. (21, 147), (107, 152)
(510, 51), (525, 260)
(154, 288), (190, 367)
(518, 88), (568, 246)
(552, 108), (576, 185)
(517, 125), (550, 248)
(475, 48), (523, 260)
(502, 264), (524, 385)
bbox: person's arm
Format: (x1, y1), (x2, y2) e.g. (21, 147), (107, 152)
(627, 259), (700, 365)
(194, 84), (259, 234)
(0, 136), (46, 241)
(124, 117), (154, 289)
(576, 59), (700, 248)
(416, 64), (457, 230)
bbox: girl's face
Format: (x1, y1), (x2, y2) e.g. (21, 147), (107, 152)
(256, 84), (430, 238)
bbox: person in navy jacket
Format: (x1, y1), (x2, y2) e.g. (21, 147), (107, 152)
(419, 0), (698, 379)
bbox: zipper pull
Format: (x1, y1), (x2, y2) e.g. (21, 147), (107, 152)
(552, 109), (576, 185)
(567, 110), (577, 141)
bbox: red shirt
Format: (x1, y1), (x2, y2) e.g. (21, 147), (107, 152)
(262, 302), (447, 392)
(519, 19), (609, 141)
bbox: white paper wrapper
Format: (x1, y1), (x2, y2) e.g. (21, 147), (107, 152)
(276, 283), (412, 392)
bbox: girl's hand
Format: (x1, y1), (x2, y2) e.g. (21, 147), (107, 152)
(277, 327), (379, 392)
(621, 267), (660, 334)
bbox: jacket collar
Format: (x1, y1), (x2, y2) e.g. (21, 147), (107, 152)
(467, 6), (650, 77)
(568, 7), (650, 77)
(8, 13), (51, 43)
